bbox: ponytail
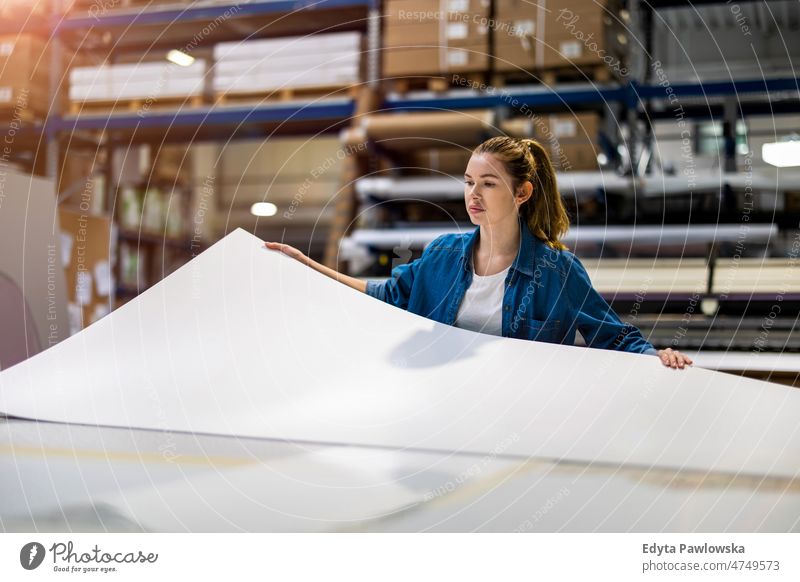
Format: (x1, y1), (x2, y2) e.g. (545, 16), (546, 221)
(520, 139), (570, 251)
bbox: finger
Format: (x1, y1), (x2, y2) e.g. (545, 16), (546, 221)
(669, 352), (679, 368)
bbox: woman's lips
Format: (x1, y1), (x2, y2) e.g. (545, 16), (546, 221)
(469, 206), (484, 213)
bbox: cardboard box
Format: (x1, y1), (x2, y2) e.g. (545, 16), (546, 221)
(543, 0), (628, 70)
(493, 38), (536, 73)
(0, 0), (50, 18)
(0, 35), (49, 84)
(546, 142), (600, 171)
(383, 0), (492, 76)
(492, 0), (537, 73)
(535, 112), (601, 171)
(59, 209), (115, 333)
(384, 20), (489, 48)
(384, 42), (489, 76)
(385, 0), (490, 23)
(491, 0), (629, 75)
(0, 34), (52, 115)
(401, 148), (474, 175)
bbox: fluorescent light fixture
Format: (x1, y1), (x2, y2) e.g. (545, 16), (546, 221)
(166, 50), (195, 67)
(250, 202), (277, 217)
(762, 137), (800, 168)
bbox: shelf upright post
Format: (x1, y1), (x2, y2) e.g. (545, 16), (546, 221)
(722, 96), (739, 173)
(323, 0), (382, 270)
(366, 0), (380, 87)
(46, 0), (63, 182)
(625, 0), (647, 178)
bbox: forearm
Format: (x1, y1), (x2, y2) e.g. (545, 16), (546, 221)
(304, 257), (367, 293)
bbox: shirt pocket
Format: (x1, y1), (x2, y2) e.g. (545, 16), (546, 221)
(522, 318), (562, 343)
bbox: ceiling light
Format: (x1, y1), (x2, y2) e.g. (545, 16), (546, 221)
(250, 202), (277, 217)
(762, 136), (800, 168)
(166, 50), (195, 67)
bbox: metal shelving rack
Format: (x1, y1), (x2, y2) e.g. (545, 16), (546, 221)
(39, 0), (382, 302)
(45, 1), (800, 154)
(39, 0), (800, 267)
(45, 0), (380, 177)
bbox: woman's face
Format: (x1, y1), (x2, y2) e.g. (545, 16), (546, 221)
(464, 153), (524, 226)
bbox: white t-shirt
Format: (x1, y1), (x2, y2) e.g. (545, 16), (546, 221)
(453, 256), (511, 336)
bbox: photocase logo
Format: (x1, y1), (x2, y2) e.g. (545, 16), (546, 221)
(392, 240), (413, 270)
(20, 542), (46, 570)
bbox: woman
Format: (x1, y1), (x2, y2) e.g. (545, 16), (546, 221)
(266, 136), (693, 369)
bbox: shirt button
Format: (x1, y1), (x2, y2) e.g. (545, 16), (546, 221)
(504, 306), (510, 311)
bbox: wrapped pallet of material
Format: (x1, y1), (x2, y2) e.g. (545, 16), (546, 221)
(0, 35), (50, 118)
(69, 60), (206, 104)
(492, 0), (630, 78)
(383, 0), (491, 76)
(213, 32), (363, 97)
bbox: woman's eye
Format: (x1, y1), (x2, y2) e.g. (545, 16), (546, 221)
(484, 182), (495, 187)
(464, 181), (473, 186)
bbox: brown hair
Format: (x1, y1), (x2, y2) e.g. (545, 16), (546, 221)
(473, 136), (570, 251)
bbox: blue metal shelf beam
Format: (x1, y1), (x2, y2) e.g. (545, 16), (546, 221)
(383, 77), (798, 113)
(50, 100), (355, 132)
(385, 85), (627, 111)
(56, 0), (372, 31)
(635, 77), (800, 101)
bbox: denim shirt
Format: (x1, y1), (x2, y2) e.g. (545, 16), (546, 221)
(365, 217), (659, 355)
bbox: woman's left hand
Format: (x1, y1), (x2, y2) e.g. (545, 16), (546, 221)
(656, 348), (693, 369)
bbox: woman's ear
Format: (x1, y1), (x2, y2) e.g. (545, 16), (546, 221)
(516, 181), (533, 207)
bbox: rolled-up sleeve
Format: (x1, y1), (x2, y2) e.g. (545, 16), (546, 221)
(565, 254), (659, 356)
(365, 236), (443, 310)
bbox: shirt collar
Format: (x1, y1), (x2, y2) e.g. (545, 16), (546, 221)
(459, 215), (537, 277)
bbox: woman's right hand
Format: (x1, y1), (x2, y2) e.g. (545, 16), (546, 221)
(264, 240), (368, 294)
(264, 241), (309, 266)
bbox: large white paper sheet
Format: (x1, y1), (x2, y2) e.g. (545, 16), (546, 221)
(2, 420), (798, 532)
(1, 229), (799, 480)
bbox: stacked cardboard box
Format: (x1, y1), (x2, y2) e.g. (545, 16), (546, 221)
(534, 112), (601, 171)
(492, 0), (629, 77)
(492, 0), (537, 73)
(383, 0), (491, 76)
(397, 148), (474, 175)
(0, 35), (50, 117)
(0, 0), (50, 18)
(59, 209), (115, 333)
